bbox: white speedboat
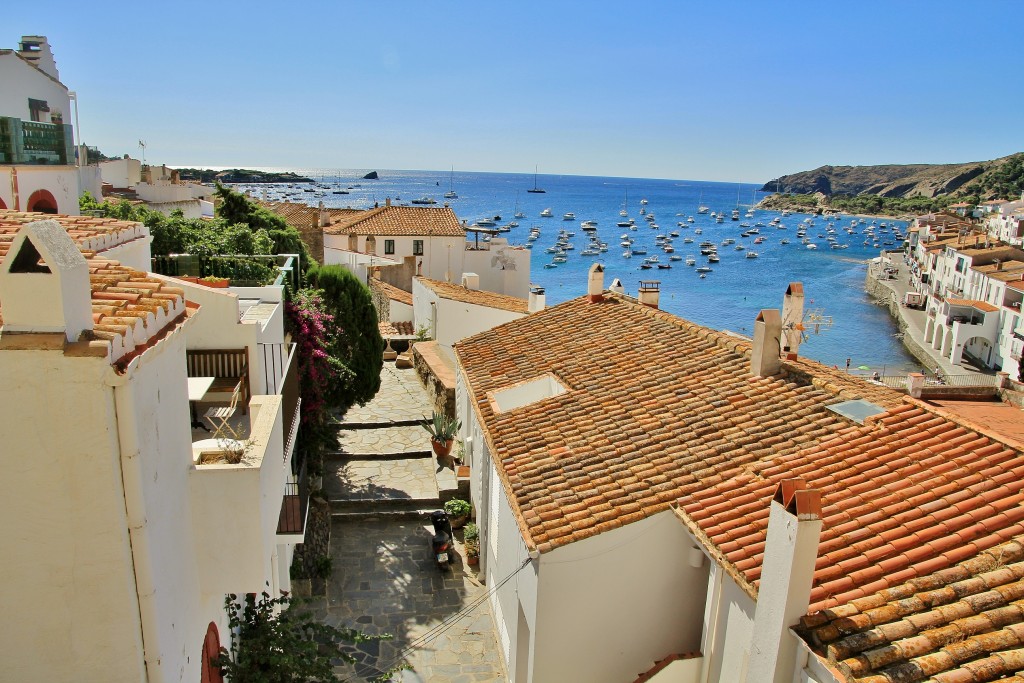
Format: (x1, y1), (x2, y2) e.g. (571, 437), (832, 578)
(540, 208), (553, 217)
(685, 255), (696, 266)
(746, 251), (758, 259)
(563, 212), (576, 221)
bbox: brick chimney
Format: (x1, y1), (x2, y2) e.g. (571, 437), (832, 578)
(638, 280), (660, 309)
(781, 282), (804, 357)
(385, 197), (391, 207)
(744, 479), (822, 683)
(751, 309), (782, 377)
(587, 263), (605, 302)
(528, 286), (546, 313)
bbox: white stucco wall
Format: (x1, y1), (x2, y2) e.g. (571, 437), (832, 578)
(99, 158), (142, 188)
(412, 279), (525, 349)
(532, 511), (708, 683)
(463, 240), (531, 297)
(102, 233), (152, 272)
(705, 571), (757, 683)
(0, 51), (70, 121)
(0, 165), (81, 214)
(0, 349), (148, 682)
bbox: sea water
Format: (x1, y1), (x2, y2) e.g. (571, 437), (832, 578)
(238, 167), (919, 373)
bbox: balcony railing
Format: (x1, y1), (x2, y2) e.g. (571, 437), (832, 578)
(276, 458), (308, 538)
(151, 253), (301, 290)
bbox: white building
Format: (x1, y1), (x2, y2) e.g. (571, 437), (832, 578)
(0, 210), (304, 682)
(323, 200), (530, 298)
(411, 274), (535, 349)
(100, 160), (215, 218)
(0, 35), (99, 213)
(454, 265), (1024, 683)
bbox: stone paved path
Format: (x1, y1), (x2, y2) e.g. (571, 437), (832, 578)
(316, 364), (507, 682)
(311, 519), (507, 683)
(335, 425), (433, 457)
(325, 458), (439, 502)
(335, 364), (434, 425)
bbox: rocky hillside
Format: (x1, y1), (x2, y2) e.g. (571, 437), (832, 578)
(761, 153), (1023, 199)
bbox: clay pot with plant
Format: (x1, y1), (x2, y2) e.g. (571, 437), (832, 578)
(421, 411), (461, 466)
(443, 498), (471, 529)
(464, 522), (480, 566)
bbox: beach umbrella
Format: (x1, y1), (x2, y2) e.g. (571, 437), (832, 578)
(857, 365), (871, 370)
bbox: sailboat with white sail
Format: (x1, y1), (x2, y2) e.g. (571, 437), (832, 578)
(444, 167), (457, 199)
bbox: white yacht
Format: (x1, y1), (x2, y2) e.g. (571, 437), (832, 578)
(540, 208), (553, 217)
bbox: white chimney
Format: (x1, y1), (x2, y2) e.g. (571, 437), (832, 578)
(0, 220), (93, 342)
(744, 479), (822, 683)
(461, 272), (480, 290)
(781, 282), (804, 357)
(638, 280), (660, 309)
(751, 309), (782, 377)
(528, 286), (546, 313)
(319, 201), (329, 227)
(587, 263), (605, 302)
(906, 371), (925, 398)
(609, 278), (624, 295)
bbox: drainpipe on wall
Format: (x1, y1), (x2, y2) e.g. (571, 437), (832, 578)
(112, 375), (163, 682)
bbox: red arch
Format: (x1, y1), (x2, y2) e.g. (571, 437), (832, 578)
(200, 622), (223, 683)
(26, 189), (58, 214)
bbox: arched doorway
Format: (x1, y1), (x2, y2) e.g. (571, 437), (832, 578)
(26, 189), (58, 214)
(200, 622), (223, 683)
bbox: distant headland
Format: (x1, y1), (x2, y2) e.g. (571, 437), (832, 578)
(759, 153), (1023, 216)
(174, 168), (314, 184)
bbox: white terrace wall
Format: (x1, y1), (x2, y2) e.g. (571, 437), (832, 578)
(0, 349), (147, 682)
(0, 51), (70, 121)
(412, 279), (526, 349)
(532, 511), (708, 683)
(0, 166), (81, 214)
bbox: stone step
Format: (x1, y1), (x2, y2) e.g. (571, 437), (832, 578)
(331, 418), (424, 430)
(328, 497), (444, 520)
(330, 508), (441, 521)
(325, 449), (433, 462)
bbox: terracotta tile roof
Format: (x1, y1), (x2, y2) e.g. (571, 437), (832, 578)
(797, 537), (1024, 683)
(257, 200), (319, 226)
(946, 298), (999, 312)
(370, 278), (412, 306)
(454, 292), (904, 555)
(0, 214), (186, 365)
(325, 205), (465, 237)
(0, 209), (147, 258)
(677, 400), (1024, 614)
(378, 321), (414, 337)
(417, 277), (529, 314)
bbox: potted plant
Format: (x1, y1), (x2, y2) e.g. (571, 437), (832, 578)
(444, 498), (471, 529)
(464, 522), (480, 566)
(421, 411), (461, 465)
(201, 275), (230, 288)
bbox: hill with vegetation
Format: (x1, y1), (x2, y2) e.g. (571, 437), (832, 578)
(174, 168), (313, 183)
(759, 153), (1024, 216)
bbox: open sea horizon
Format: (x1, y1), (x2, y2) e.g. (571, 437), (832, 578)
(223, 167), (920, 374)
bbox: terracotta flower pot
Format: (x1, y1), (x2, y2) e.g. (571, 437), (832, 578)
(468, 555), (479, 567)
(431, 438), (453, 459)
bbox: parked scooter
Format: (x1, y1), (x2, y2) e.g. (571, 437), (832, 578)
(430, 510), (454, 570)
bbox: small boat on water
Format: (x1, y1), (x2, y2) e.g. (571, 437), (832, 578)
(657, 263), (672, 269)
(476, 218), (496, 227)
(411, 196), (437, 205)
(696, 266), (712, 273)
(528, 166), (546, 194)
(540, 208), (553, 217)
(563, 212), (576, 221)
(746, 251), (758, 259)
(670, 254), (683, 261)
(685, 255), (696, 266)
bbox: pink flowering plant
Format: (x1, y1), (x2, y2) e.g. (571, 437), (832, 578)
(285, 289), (352, 457)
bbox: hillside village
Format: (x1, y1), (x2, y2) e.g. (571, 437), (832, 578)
(6, 34), (1024, 683)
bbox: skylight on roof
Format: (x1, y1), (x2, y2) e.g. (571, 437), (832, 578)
(490, 374), (567, 414)
(827, 399), (886, 425)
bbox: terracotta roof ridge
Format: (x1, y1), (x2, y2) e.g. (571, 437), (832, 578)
(905, 396), (1024, 453)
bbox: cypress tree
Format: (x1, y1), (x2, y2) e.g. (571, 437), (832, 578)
(306, 265), (384, 407)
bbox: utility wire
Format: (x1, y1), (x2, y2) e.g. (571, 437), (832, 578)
(369, 556), (532, 676)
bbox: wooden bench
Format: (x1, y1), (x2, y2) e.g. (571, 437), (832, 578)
(186, 348), (251, 414)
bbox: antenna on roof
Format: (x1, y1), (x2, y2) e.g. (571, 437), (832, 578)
(783, 307), (833, 343)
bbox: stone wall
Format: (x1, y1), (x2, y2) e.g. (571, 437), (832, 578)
(290, 496), (332, 595)
(412, 342), (456, 418)
(864, 273), (936, 369)
(368, 279), (390, 322)
(377, 256), (417, 292)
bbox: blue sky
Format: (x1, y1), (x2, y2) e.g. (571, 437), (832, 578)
(8, 0), (1023, 182)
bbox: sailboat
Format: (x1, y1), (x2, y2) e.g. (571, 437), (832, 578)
(528, 166), (546, 193)
(513, 192), (525, 219)
(443, 167), (457, 199)
(697, 191), (709, 214)
(619, 189), (629, 217)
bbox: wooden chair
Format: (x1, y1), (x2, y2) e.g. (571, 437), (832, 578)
(204, 382), (242, 440)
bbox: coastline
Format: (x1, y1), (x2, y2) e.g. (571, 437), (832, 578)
(862, 254), (993, 378)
